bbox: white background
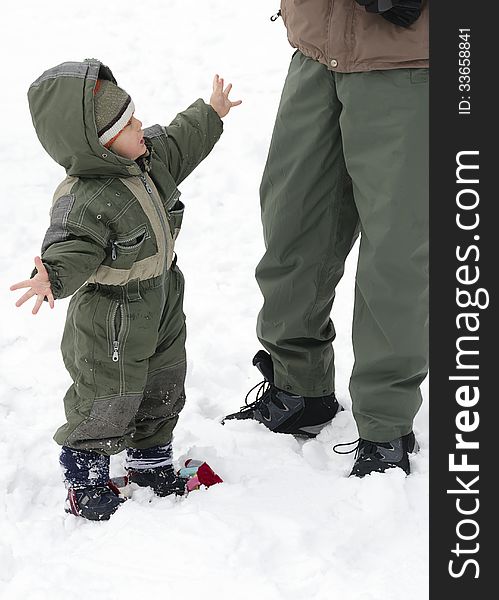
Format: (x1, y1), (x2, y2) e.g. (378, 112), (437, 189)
(0, 2), (429, 599)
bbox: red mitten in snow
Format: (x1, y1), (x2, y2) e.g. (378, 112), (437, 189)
(178, 459), (223, 492)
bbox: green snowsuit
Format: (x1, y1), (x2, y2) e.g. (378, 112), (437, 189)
(28, 60), (223, 455)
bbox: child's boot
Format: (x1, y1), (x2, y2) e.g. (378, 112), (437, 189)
(126, 444), (187, 497)
(60, 446), (125, 521)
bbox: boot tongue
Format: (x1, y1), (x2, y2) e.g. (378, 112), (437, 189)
(360, 440), (392, 458)
(252, 350), (274, 383)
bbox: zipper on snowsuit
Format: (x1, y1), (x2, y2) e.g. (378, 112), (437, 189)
(111, 301), (125, 362)
(138, 173), (173, 310)
(270, 9), (281, 21)
(140, 174), (153, 195)
(139, 173), (173, 272)
(110, 227), (148, 261)
(110, 298), (127, 396)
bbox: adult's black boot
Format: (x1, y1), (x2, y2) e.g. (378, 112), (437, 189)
(334, 431), (419, 477)
(223, 350), (341, 438)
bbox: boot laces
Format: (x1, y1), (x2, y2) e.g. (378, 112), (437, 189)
(333, 438), (392, 459)
(333, 438), (360, 455)
(239, 379), (271, 413)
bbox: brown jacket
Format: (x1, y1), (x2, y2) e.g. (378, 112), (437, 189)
(280, 0), (429, 73)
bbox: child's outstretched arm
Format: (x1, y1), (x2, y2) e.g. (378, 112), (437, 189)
(10, 256), (54, 315)
(144, 75), (242, 185)
(10, 194), (108, 313)
(209, 74), (242, 118)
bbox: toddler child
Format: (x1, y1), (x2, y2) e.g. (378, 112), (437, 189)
(10, 59), (241, 520)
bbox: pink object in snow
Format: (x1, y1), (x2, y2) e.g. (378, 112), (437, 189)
(186, 475), (201, 492)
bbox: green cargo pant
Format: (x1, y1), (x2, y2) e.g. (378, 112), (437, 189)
(54, 264), (187, 455)
(256, 51), (429, 442)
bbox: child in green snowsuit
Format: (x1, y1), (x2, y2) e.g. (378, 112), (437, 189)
(10, 59), (241, 520)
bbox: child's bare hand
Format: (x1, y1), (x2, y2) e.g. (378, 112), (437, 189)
(210, 75), (242, 118)
(10, 256), (55, 314)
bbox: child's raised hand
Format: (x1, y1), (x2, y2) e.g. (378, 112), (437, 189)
(10, 256), (55, 314)
(210, 75), (242, 118)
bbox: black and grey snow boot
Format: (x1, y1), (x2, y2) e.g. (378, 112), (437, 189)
(65, 483), (125, 521)
(223, 350), (341, 438)
(334, 431), (419, 477)
(126, 444), (187, 497)
(128, 467), (187, 497)
(60, 446), (125, 520)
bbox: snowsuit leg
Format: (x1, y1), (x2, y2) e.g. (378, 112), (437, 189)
(256, 51), (428, 441)
(127, 264), (187, 449)
(54, 266), (186, 455)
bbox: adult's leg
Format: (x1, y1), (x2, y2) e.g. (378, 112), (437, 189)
(337, 68), (429, 442)
(256, 51), (359, 397)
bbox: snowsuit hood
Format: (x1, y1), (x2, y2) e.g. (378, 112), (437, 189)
(28, 59), (142, 178)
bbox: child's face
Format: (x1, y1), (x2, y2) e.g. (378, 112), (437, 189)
(110, 115), (147, 160)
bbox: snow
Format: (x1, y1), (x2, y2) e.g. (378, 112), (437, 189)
(0, 2), (429, 599)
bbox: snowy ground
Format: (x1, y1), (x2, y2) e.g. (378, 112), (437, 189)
(0, 2), (429, 599)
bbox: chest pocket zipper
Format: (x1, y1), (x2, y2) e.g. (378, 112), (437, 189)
(111, 226), (148, 261)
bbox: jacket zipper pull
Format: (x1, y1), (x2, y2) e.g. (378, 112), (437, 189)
(141, 175), (153, 195)
(111, 241), (117, 260)
(112, 341), (119, 362)
(270, 9), (281, 21)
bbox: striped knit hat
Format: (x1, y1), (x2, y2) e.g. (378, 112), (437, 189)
(93, 79), (135, 148)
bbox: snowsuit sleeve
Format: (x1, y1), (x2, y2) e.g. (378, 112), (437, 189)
(144, 99), (223, 185)
(36, 194), (108, 300)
